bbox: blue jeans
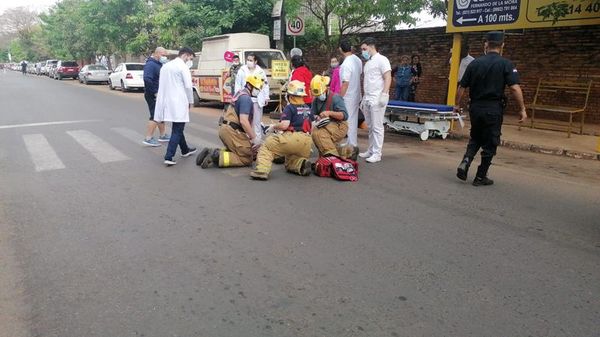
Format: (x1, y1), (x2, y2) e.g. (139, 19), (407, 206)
(165, 122), (190, 160)
(395, 85), (409, 101)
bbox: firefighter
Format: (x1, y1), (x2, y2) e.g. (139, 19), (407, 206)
(196, 74), (264, 169)
(309, 75), (358, 160)
(250, 80), (314, 180)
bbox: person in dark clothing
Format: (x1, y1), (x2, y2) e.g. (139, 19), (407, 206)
(21, 61), (27, 75)
(408, 55), (422, 102)
(454, 31), (527, 186)
(143, 47), (170, 146)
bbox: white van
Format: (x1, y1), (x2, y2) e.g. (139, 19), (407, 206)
(192, 33), (286, 106)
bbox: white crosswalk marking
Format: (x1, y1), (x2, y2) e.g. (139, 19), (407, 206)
(187, 122), (218, 135)
(67, 130), (129, 163)
(110, 127), (145, 144)
(22, 134), (65, 171)
(184, 134), (222, 150)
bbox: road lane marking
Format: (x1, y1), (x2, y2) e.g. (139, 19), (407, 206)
(110, 127), (145, 144)
(0, 120), (101, 130)
(187, 122), (218, 135)
(67, 130), (129, 163)
(22, 134), (65, 171)
(184, 134), (221, 149)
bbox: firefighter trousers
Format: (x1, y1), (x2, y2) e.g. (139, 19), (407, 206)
(255, 132), (312, 174)
(312, 121), (351, 157)
(217, 124), (253, 167)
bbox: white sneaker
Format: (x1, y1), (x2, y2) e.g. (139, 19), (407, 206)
(359, 151), (372, 158)
(365, 156), (381, 163)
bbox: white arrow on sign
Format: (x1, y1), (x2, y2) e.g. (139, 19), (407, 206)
(456, 16), (477, 24)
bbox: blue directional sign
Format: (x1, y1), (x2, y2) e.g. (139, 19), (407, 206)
(451, 0), (520, 28)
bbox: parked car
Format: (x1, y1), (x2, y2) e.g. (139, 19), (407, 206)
(47, 63), (58, 78)
(108, 63), (145, 92)
(42, 60), (58, 76)
(54, 60), (80, 80)
(79, 64), (110, 84)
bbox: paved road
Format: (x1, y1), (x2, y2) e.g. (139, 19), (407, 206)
(1, 71), (599, 337)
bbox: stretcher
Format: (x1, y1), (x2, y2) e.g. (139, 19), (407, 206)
(384, 101), (464, 141)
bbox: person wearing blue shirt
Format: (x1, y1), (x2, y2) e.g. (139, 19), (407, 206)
(392, 55), (415, 101)
(143, 47), (170, 146)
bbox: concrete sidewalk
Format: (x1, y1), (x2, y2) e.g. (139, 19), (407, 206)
(450, 115), (600, 161)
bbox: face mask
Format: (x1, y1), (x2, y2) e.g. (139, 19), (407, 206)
(251, 88), (260, 97)
(362, 50), (370, 60)
(232, 61), (240, 66)
(159, 56), (168, 64)
(330, 63), (339, 68)
(318, 93), (327, 101)
(246, 61), (255, 69)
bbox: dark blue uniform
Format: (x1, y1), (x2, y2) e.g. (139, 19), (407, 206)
(459, 51), (519, 178)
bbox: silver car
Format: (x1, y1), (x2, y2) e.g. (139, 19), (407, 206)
(79, 64), (110, 84)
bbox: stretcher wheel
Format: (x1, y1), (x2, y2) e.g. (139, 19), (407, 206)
(420, 130), (429, 141)
(441, 133), (448, 140)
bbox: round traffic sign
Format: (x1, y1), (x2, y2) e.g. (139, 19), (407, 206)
(287, 16), (304, 35)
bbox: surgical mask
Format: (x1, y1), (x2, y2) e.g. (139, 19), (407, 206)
(318, 93), (327, 101)
(159, 56), (168, 64)
(362, 50), (370, 60)
(251, 88), (260, 97)
(186, 60), (193, 68)
(246, 61), (255, 69)
(330, 62), (339, 68)
(232, 61), (240, 66)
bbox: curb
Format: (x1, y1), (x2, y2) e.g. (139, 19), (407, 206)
(447, 133), (600, 161)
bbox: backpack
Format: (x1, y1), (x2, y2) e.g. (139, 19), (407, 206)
(314, 156), (359, 182)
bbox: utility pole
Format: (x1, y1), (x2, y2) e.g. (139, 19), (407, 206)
(272, 0), (285, 52)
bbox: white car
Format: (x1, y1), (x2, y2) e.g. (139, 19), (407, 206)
(108, 63), (145, 92)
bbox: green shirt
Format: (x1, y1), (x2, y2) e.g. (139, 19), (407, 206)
(310, 93), (348, 121)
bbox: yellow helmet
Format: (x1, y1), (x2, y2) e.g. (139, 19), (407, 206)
(286, 80), (308, 96)
(245, 74), (264, 90)
(310, 75), (330, 97)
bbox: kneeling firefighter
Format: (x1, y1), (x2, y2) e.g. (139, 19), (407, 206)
(250, 80), (315, 180)
(310, 75), (358, 160)
(196, 74), (263, 168)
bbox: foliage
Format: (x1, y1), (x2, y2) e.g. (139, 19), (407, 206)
(537, 0), (600, 24)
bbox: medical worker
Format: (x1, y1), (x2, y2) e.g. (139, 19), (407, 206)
(359, 37), (391, 164)
(339, 40), (363, 148)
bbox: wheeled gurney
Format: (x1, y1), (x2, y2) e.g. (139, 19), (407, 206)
(384, 101), (464, 141)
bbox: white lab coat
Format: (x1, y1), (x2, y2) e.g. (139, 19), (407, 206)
(154, 57), (194, 123)
(234, 65), (270, 141)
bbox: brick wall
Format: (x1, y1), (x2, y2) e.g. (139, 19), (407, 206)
(303, 25), (600, 123)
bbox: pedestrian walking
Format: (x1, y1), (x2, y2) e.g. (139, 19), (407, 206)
(454, 31), (527, 186)
(153, 47), (198, 166)
(142, 47), (170, 147)
(339, 40), (363, 148)
(234, 53), (269, 143)
(358, 37), (392, 163)
(20, 61), (27, 75)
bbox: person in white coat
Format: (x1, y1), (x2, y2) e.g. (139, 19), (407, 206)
(234, 53), (269, 143)
(339, 40), (363, 150)
(359, 37), (391, 163)
(153, 47), (198, 166)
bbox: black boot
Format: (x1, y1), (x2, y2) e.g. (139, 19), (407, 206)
(472, 157), (493, 186)
(456, 157), (471, 181)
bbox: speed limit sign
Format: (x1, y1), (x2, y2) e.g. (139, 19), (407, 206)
(286, 16), (305, 36)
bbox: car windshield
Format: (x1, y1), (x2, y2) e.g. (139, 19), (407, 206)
(88, 65), (107, 70)
(126, 64), (144, 71)
(48, 61), (58, 65)
(247, 51), (284, 69)
(62, 61), (78, 67)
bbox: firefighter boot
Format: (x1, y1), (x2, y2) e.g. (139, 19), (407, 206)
(196, 147), (210, 166)
(299, 159), (312, 176)
(200, 149), (220, 169)
(250, 170), (269, 180)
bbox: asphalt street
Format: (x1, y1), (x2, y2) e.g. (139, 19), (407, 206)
(1, 70), (599, 337)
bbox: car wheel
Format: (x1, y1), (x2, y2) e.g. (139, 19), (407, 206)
(84, 77), (88, 85)
(121, 80), (127, 92)
(108, 79), (115, 90)
(57, 74), (62, 80)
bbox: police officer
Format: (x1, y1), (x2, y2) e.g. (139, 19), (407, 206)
(250, 80), (314, 180)
(196, 74), (264, 169)
(309, 75), (358, 160)
(454, 31), (527, 186)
